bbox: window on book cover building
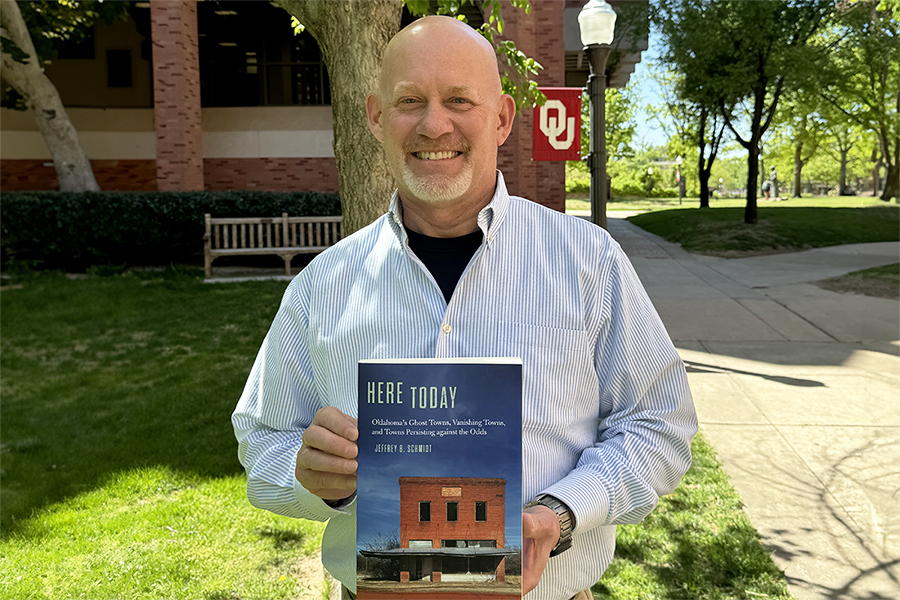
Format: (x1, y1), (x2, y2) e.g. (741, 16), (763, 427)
(419, 501), (431, 522)
(447, 501), (458, 522)
(441, 540), (498, 548)
(475, 501), (487, 522)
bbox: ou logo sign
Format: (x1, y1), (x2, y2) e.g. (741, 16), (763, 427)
(532, 88), (581, 161)
(540, 100), (576, 150)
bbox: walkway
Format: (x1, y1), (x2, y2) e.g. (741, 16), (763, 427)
(607, 214), (899, 600)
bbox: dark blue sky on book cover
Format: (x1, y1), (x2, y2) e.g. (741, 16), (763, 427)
(357, 359), (523, 551)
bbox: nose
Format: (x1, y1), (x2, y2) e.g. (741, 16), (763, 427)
(415, 102), (455, 139)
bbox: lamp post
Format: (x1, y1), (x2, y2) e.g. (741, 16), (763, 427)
(579, 0), (616, 229)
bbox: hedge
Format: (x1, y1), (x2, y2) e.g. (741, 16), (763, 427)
(1, 190), (341, 271)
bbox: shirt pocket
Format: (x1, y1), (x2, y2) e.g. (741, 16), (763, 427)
(499, 322), (598, 431)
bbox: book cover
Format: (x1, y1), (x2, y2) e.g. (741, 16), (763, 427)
(356, 358), (523, 600)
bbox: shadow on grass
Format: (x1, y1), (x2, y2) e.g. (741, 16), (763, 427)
(0, 270), (291, 536)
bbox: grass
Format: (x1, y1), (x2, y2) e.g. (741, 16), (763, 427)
(0, 268), (326, 600)
(594, 435), (791, 600)
(1, 269), (791, 599)
(818, 263), (900, 299)
(565, 195), (892, 213)
(627, 204), (898, 256)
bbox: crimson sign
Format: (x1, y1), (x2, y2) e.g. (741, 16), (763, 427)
(532, 87), (582, 161)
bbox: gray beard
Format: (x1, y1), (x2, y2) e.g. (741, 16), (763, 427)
(400, 161), (474, 204)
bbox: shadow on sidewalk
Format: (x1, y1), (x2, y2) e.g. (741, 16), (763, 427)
(685, 361), (826, 387)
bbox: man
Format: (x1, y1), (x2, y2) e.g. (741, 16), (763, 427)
(233, 16), (696, 600)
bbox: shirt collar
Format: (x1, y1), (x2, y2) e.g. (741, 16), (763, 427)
(387, 170), (510, 248)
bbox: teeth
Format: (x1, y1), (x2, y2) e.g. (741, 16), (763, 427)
(416, 151), (458, 160)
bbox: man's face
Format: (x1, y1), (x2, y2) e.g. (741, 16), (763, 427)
(367, 21), (515, 208)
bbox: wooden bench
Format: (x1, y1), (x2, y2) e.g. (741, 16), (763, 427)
(204, 213), (342, 278)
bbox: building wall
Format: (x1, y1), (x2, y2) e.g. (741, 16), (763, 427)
(1, 1), (569, 201)
(151, 0), (204, 190)
(496, 0), (567, 212)
(0, 107), (339, 192)
(42, 18), (153, 108)
(398, 477), (506, 549)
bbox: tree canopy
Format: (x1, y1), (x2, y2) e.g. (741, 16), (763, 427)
(654, 0), (835, 221)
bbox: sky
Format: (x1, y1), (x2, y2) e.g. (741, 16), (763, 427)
(630, 32), (669, 149)
(356, 361), (524, 552)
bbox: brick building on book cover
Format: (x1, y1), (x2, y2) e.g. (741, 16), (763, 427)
(361, 476), (515, 584)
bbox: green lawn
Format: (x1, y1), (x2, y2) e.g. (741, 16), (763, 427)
(0, 269), (326, 600)
(818, 263), (900, 299)
(594, 435), (790, 600)
(566, 195), (892, 213)
(626, 204), (899, 256)
(1, 269), (790, 599)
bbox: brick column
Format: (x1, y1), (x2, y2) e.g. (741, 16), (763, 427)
(150, 0), (204, 190)
(495, 0), (566, 211)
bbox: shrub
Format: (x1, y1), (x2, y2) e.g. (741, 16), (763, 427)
(1, 190), (341, 271)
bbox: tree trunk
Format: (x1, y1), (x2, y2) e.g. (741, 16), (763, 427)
(698, 166), (711, 208)
(696, 107), (710, 208)
(0, 0), (100, 192)
(277, 0), (402, 235)
(839, 148), (849, 195)
(881, 134), (899, 201)
(883, 162), (899, 201)
(873, 162), (881, 198)
(793, 140), (803, 197)
(746, 144), (760, 223)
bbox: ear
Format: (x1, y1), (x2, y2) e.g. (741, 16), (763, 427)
(366, 93), (385, 142)
(495, 94), (516, 146)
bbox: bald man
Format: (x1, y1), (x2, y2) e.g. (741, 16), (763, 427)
(233, 16), (696, 600)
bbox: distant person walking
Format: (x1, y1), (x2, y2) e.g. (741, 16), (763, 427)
(770, 166), (779, 199)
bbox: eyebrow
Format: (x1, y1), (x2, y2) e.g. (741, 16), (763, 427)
(391, 82), (478, 99)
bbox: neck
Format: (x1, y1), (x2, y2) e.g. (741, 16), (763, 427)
(399, 188), (494, 238)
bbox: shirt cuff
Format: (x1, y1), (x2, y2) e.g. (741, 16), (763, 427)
(539, 470), (610, 534)
(292, 476), (356, 520)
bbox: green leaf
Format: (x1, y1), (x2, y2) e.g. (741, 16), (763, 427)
(1, 36), (31, 65)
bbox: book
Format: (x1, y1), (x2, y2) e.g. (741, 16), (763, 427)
(356, 358), (524, 599)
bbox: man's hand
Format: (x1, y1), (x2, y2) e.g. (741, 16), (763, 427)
(295, 406), (359, 501)
(522, 504), (560, 595)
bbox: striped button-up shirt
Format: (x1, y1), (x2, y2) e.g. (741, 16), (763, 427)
(232, 172), (697, 600)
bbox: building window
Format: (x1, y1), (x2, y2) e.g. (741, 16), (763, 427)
(447, 501), (458, 522)
(197, 1), (331, 107)
(441, 540), (497, 548)
(106, 49), (133, 88)
(56, 29), (96, 60)
(475, 501), (487, 522)
(419, 501), (431, 522)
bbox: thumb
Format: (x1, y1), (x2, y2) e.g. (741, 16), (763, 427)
(522, 512), (536, 538)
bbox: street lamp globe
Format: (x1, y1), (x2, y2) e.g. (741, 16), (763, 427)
(578, 0), (617, 46)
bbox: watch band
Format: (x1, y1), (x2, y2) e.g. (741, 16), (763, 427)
(525, 494), (574, 557)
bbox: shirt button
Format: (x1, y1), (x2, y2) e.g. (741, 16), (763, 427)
(441, 323), (452, 334)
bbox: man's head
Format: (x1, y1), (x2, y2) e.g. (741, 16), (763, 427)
(366, 16), (516, 215)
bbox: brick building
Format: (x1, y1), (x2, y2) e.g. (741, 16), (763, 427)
(361, 476), (515, 584)
(1, 1), (646, 212)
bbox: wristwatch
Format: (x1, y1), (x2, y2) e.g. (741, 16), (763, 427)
(525, 494), (574, 557)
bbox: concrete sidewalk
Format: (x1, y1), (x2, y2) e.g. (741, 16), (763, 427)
(606, 214), (899, 600)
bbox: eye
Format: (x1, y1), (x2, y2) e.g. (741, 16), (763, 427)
(450, 97), (470, 105)
(399, 97), (419, 105)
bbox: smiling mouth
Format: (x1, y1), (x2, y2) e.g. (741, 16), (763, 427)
(413, 151), (462, 161)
